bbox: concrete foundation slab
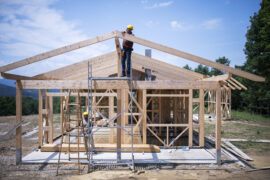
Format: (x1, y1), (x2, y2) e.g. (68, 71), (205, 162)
(22, 148), (216, 164)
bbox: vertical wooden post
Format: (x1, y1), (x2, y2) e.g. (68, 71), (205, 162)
(166, 126), (169, 146)
(159, 90), (162, 135)
(199, 89), (205, 147)
(38, 89), (43, 148)
(216, 87), (221, 165)
(188, 89), (193, 147)
(109, 96), (114, 143)
(228, 89), (231, 119)
(117, 90), (121, 162)
(16, 80), (22, 165)
(120, 89), (127, 144)
(49, 96), (53, 144)
(142, 89), (147, 144)
(45, 90), (49, 143)
(60, 90), (64, 137)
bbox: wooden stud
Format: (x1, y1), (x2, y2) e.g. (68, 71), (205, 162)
(188, 89), (193, 147)
(199, 89), (205, 147)
(49, 96), (53, 144)
(16, 80), (22, 165)
(117, 90), (121, 161)
(109, 96), (114, 143)
(38, 89), (43, 147)
(45, 90), (49, 143)
(142, 89), (147, 144)
(216, 87), (222, 165)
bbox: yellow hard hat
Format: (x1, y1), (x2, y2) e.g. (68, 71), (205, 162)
(126, 25), (133, 30)
(83, 112), (88, 116)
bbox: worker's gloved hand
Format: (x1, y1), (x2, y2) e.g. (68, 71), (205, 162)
(121, 31), (125, 33)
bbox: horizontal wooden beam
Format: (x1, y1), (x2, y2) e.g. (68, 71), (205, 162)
(116, 31), (265, 82)
(1, 72), (39, 80)
(45, 92), (117, 97)
(0, 31), (117, 73)
(20, 80), (221, 90)
(147, 124), (189, 127)
(202, 73), (231, 81)
(146, 94), (189, 97)
(41, 143), (160, 152)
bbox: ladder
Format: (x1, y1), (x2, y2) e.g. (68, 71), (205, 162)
(87, 59), (135, 172)
(56, 90), (89, 175)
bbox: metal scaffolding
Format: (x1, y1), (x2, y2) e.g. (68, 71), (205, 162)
(87, 60), (135, 172)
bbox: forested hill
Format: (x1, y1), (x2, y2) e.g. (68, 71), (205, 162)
(0, 83), (39, 99)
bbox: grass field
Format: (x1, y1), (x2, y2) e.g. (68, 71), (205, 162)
(204, 110), (270, 168)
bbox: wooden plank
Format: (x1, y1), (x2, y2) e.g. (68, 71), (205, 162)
(216, 87), (221, 165)
(0, 31), (116, 73)
(60, 90), (64, 138)
(146, 94), (189, 97)
(38, 90), (43, 147)
(230, 77), (247, 90)
(44, 90), (49, 143)
(109, 96), (114, 143)
(41, 143), (160, 153)
(225, 81), (236, 90)
(227, 79), (241, 90)
(169, 127), (188, 147)
(121, 89), (127, 143)
(20, 80), (221, 90)
(147, 127), (164, 145)
(1, 72), (38, 80)
(142, 89), (147, 144)
(147, 124), (188, 127)
(199, 89), (205, 147)
(115, 38), (122, 76)
(202, 74), (232, 81)
(116, 90), (121, 161)
(16, 80), (22, 165)
(34, 51), (116, 80)
(48, 96), (53, 144)
(222, 138), (270, 143)
(46, 92), (117, 97)
(132, 53), (204, 80)
(116, 31), (265, 82)
(222, 140), (253, 161)
(188, 89), (193, 147)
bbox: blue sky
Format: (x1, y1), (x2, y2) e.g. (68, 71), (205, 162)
(0, 0), (261, 77)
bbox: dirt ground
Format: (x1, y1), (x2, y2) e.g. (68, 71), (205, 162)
(0, 115), (270, 180)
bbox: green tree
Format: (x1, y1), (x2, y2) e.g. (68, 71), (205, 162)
(210, 56), (230, 76)
(183, 64), (192, 71)
(194, 64), (209, 75)
(235, 0), (270, 115)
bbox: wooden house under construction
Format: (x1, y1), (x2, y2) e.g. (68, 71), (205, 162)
(0, 31), (265, 166)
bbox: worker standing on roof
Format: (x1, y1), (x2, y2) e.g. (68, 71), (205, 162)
(121, 25), (134, 77)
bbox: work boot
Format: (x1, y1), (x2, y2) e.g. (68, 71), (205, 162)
(127, 73), (130, 77)
(121, 73), (126, 77)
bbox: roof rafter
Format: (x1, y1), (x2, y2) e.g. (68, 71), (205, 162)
(0, 31), (117, 73)
(116, 31), (265, 82)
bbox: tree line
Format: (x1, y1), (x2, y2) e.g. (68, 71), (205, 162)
(183, 0), (270, 116)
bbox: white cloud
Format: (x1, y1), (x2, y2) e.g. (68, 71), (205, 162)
(0, 0), (110, 76)
(201, 18), (222, 30)
(145, 1), (173, 9)
(170, 20), (192, 31)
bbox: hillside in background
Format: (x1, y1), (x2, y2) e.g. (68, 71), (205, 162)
(0, 83), (39, 99)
